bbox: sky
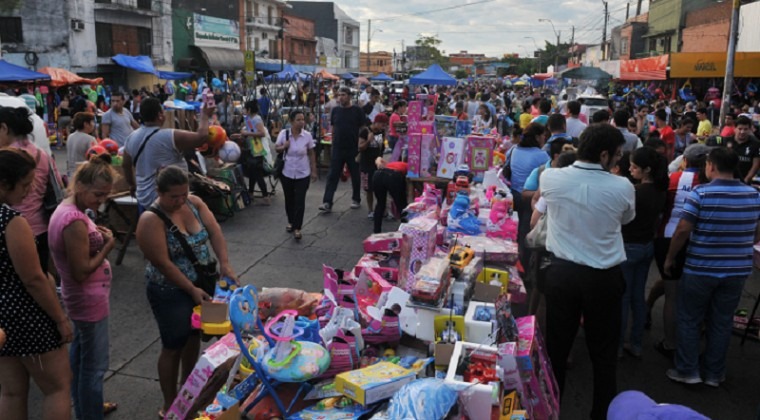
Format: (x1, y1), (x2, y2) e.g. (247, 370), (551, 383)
(332, 0), (650, 59)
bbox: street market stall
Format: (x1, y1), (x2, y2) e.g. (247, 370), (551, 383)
(38, 67), (103, 87)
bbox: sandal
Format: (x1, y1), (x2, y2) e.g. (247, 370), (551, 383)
(294, 230), (302, 240)
(286, 224), (293, 232)
(103, 402), (118, 415)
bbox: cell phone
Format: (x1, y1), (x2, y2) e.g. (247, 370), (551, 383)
(204, 92), (215, 109)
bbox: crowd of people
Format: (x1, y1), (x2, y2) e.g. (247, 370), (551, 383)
(0, 73), (759, 419)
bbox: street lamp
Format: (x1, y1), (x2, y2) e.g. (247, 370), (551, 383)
(538, 18), (561, 72)
(524, 36), (541, 73)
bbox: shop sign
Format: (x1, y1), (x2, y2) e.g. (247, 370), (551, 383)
(193, 13), (240, 50)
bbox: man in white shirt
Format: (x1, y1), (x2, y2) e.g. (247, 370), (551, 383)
(565, 100), (587, 138)
(613, 110), (643, 152)
(358, 85), (372, 107)
(540, 123), (635, 420)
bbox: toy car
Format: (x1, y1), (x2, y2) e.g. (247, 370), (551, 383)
(449, 245), (475, 276)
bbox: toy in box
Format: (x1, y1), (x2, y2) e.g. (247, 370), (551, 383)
(167, 333), (241, 419)
(407, 133), (437, 179)
(449, 245), (475, 277)
(438, 136), (467, 179)
(515, 316), (560, 420)
(462, 236), (519, 265)
(410, 256), (451, 307)
(465, 301), (496, 345)
(398, 217), (438, 293)
(353, 253), (400, 284)
(363, 232), (405, 254)
(444, 341), (500, 420)
(355, 267), (394, 317)
(435, 115), (458, 138)
(465, 135), (495, 182)
(496, 342), (524, 397)
(335, 362), (416, 406)
(456, 120), (473, 138)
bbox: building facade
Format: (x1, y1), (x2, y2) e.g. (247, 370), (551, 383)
(618, 13), (648, 59)
(243, 0), (288, 60)
(680, 1), (730, 53)
(287, 1), (360, 72)
(282, 13), (317, 66)
(644, 0), (715, 55)
(172, 0), (243, 72)
(359, 51), (392, 75)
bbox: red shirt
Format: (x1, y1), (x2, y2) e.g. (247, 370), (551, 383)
(386, 161), (408, 173)
(720, 126), (736, 138)
(660, 125), (675, 147)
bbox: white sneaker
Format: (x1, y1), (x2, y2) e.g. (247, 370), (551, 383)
(318, 202), (332, 212)
(350, 201), (361, 209)
(666, 369), (702, 385)
(367, 212), (374, 219)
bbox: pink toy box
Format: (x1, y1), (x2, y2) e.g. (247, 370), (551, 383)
(354, 253), (400, 284)
(363, 232), (405, 254)
(437, 137), (466, 179)
(515, 316), (560, 420)
(407, 133), (436, 179)
(461, 236), (519, 265)
(167, 333), (240, 419)
(398, 217), (438, 293)
(465, 135), (495, 182)
(355, 267), (394, 316)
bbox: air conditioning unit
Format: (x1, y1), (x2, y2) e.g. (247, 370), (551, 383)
(71, 19), (85, 32)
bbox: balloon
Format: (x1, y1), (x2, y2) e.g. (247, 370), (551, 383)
(99, 139), (119, 155)
(86, 145), (108, 161)
(218, 141), (241, 163)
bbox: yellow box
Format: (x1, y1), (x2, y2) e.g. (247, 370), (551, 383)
(335, 362), (415, 406)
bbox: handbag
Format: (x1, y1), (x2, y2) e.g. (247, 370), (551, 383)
(273, 129), (289, 179)
(525, 211), (548, 249)
(149, 205), (219, 296)
(37, 149), (64, 219)
(501, 147), (514, 182)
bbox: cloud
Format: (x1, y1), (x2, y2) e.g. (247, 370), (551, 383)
(324, 0), (647, 60)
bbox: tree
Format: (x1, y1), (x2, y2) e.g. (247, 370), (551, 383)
(413, 35), (448, 69)
(454, 69), (468, 80)
(499, 55), (535, 76)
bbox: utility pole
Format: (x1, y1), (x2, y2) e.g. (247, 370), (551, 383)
(401, 39), (405, 72)
(636, 0), (643, 16)
(570, 26), (575, 65)
(626, 2), (630, 20)
(719, 0), (742, 126)
(555, 31), (561, 72)
(367, 19), (371, 72)
(602, 1), (608, 61)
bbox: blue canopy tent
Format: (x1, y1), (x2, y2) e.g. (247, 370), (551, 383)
(341, 73), (355, 80)
(0, 60), (52, 83)
(370, 73), (393, 82)
(111, 54), (156, 74)
(409, 64), (457, 86)
(158, 71), (193, 80)
(264, 64), (310, 82)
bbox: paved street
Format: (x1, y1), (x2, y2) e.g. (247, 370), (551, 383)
(26, 151), (760, 419)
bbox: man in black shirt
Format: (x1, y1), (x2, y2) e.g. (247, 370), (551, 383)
(319, 87), (366, 211)
(725, 116), (760, 183)
(358, 113), (388, 217)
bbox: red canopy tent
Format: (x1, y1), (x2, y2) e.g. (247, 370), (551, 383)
(38, 67), (103, 87)
(314, 69), (339, 81)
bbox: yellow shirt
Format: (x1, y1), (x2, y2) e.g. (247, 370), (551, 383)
(519, 113), (533, 129)
(697, 120), (713, 138)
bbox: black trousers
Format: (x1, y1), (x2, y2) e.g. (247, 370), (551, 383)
(281, 175), (310, 230)
(544, 257), (625, 420)
(243, 156), (268, 196)
(322, 148), (361, 206)
(372, 169), (407, 233)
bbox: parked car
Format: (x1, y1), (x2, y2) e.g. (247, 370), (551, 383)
(578, 95), (611, 122)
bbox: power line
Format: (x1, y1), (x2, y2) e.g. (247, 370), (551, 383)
(373, 0), (496, 23)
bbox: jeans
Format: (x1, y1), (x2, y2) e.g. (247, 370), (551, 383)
(372, 169), (407, 233)
(281, 175), (310, 230)
(70, 317), (110, 420)
(322, 148), (360, 206)
(545, 258), (625, 420)
(620, 241), (654, 352)
(675, 273), (746, 380)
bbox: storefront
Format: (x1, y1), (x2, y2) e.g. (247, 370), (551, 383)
(174, 10), (244, 73)
(670, 52), (760, 78)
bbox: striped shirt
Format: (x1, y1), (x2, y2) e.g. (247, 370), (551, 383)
(658, 169), (702, 238)
(682, 179), (760, 278)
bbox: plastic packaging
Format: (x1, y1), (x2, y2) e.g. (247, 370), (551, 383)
(258, 287), (321, 320)
(386, 378), (458, 420)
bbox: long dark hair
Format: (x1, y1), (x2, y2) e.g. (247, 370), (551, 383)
(631, 146), (669, 191)
(520, 122), (545, 148)
(0, 106), (34, 139)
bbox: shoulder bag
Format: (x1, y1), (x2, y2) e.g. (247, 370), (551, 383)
(273, 129), (289, 179)
(36, 149), (65, 219)
(132, 128), (161, 167)
(149, 205), (218, 296)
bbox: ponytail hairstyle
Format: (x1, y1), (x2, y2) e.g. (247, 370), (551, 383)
(0, 106), (34, 140)
(631, 146), (669, 191)
(71, 158), (116, 194)
(0, 147), (36, 191)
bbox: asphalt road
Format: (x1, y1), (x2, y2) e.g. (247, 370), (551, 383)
(25, 151), (760, 419)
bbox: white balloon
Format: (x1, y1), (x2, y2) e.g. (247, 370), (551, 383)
(218, 141), (241, 163)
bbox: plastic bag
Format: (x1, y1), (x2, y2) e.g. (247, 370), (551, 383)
(386, 378), (457, 420)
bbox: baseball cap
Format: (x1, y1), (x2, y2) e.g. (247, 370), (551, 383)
(683, 144), (711, 162)
(374, 113), (389, 124)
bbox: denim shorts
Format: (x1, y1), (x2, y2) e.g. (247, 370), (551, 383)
(146, 281), (198, 350)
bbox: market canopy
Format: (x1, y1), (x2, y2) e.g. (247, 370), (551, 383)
(409, 64), (457, 86)
(558, 66), (612, 80)
(340, 73), (355, 80)
(264, 64), (310, 82)
(38, 67), (103, 87)
(193, 46), (244, 71)
(353, 76), (370, 86)
(370, 73), (393, 82)
(111, 54), (156, 74)
(157, 71), (193, 80)
(619, 55), (668, 81)
(314, 69), (339, 81)
(0, 60), (52, 83)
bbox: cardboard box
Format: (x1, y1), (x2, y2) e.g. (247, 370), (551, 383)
(465, 135), (495, 182)
(166, 333), (240, 419)
(398, 217), (438, 293)
(461, 236), (519, 265)
(444, 341), (500, 420)
(465, 301), (496, 345)
(353, 253), (400, 284)
(201, 301), (228, 324)
(362, 232), (405, 254)
(335, 362), (416, 406)
(437, 137), (466, 179)
(434, 341), (456, 366)
(500, 390), (521, 420)
(515, 316), (560, 420)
